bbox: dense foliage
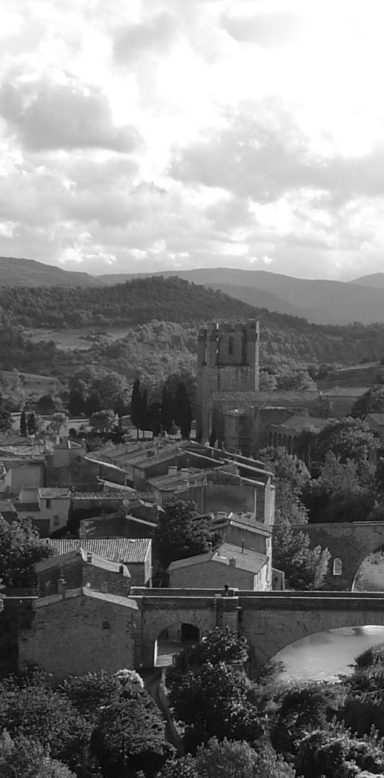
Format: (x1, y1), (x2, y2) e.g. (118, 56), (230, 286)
(154, 499), (214, 570)
(0, 517), (53, 589)
(158, 738), (295, 778)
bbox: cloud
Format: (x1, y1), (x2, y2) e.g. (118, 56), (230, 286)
(114, 13), (177, 64)
(0, 71), (142, 152)
(221, 11), (304, 47)
(171, 101), (384, 206)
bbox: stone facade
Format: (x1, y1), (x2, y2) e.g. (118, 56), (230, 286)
(197, 320), (260, 442)
(19, 588), (138, 681)
(36, 549), (131, 598)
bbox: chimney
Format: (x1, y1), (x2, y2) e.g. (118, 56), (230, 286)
(229, 557), (236, 567)
(86, 552), (92, 563)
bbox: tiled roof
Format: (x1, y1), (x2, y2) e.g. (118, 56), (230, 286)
(0, 500), (16, 513)
(45, 537), (151, 563)
(269, 414), (329, 432)
(72, 491), (131, 500)
(35, 587), (139, 610)
(36, 548), (131, 576)
(321, 386), (370, 397)
(366, 413), (384, 425)
(169, 542), (266, 574)
(38, 488), (71, 499)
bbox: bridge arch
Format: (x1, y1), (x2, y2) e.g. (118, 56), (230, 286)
(301, 522), (384, 590)
(352, 544), (384, 591)
(241, 595), (384, 666)
(137, 599), (218, 668)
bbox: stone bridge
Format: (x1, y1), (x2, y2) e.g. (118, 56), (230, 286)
(298, 521), (384, 591)
(131, 588), (384, 669)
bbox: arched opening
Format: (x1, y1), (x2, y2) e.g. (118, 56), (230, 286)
(273, 625), (384, 683)
(353, 547), (384, 591)
(154, 621), (200, 668)
(333, 557), (343, 576)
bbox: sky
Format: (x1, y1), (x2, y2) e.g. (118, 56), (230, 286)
(1, 1), (384, 280)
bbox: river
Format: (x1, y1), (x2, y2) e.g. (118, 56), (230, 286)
(275, 625), (384, 682)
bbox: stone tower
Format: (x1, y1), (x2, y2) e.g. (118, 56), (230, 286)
(196, 320), (260, 442)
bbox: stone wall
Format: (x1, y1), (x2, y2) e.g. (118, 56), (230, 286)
(37, 555), (131, 598)
(19, 590), (138, 681)
(302, 522), (384, 590)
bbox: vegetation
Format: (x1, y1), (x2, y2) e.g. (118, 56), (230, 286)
(158, 739), (295, 778)
(0, 517), (53, 589)
(154, 500), (214, 571)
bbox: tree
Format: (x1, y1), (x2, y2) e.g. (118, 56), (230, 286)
(0, 516), (53, 588)
(59, 669), (140, 721)
(352, 385), (384, 418)
(89, 409), (116, 435)
(0, 401), (12, 432)
(36, 394), (59, 415)
(271, 681), (342, 759)
(305, 452), (376, 524)
(312, 417), (379, 471)
(131, 378), (142, 439)
(154, 500), (212, 569)
(174, 382), (192, 439)
(0, 672), (90, 769)
(161, 384), (174, 434)
(90, 688), (173, 777)
(20, 409), (27, 436)
(158, 740), (295, 778)
(275, 480), (309, 525)
(168, 661), (264, 751)
(0, 731), (76, 778)
(172, 627), (249, 677)
(258, 447), (310, 491)
(295, 726), (384, 778)
(272, 521), (330, 590)
(258, 448), (309, 525)
(27, 411), (37, 435)
(196, 740), (295, 778)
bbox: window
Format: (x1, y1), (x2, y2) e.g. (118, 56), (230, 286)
(102, 620), (110, 630)
(228, 335), (234, 355)
(333, 557), (343, 576)
(46, 499), (51, 509)
(53, 515), (59, 527)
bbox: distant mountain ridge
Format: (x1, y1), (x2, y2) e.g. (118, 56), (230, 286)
(0, 256), (103, 288)
(99, 267), (384, 325)
(2, 256), (384, 325)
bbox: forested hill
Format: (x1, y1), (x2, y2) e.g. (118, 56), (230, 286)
(0, 276), (259, 328)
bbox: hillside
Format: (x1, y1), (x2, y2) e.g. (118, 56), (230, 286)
(0, 276), (259, 329)
(350, 273), (384, 289)
(99, 268), (384, 325)
(0, 256), (103, 288)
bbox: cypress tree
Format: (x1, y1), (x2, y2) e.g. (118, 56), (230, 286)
(20, 410), (27, 437)
(131, 378), (141, 440)
(175, 382), (192, 439)
(161, 385), (173, 434)
(27, 412), (36, 435)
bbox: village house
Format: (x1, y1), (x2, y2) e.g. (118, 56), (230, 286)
(168, 541), (270, 590)
(36, 547), (131, 598)
(44, 537), (152, 587)
(14, 487), (71, 536)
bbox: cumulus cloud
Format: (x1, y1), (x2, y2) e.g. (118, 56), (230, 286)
(221, 11), (304, 47)
(0, 72), (141, 152)
(171, 101), (384, 206)
(114, 13), (177, 63)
